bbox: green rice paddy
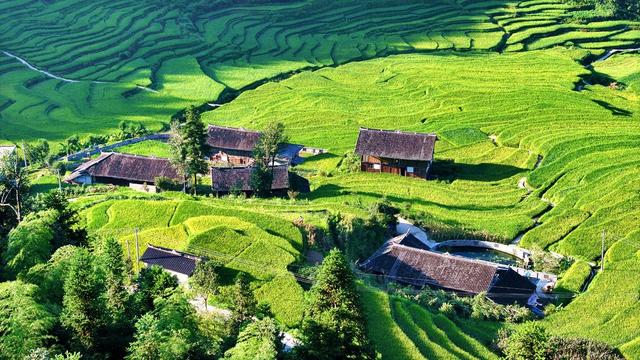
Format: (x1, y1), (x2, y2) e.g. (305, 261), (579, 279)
(5, 0), (640, 357)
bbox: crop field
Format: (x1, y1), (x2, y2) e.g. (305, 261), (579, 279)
(5, 0), (640, 356)
(204, 48), (640, 354)
(114, 139), (172, 158)
(82, 198), (305, 327)
(359, 286), (499, 360)
(1, 0), (639, 143)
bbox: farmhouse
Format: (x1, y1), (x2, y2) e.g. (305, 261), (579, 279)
(211, 165), (290, 195)
(355, 128), (437, 179)
(65, 152), (180, 187)
(139, 245), (201, 284)
(360, 232), (536, 305)
(206, 125), (303, 166)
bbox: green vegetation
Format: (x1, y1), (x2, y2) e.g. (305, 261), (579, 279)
(358, 286), (498, 359)
(2, 0), (640, 357)
(116, 140), (172, 158)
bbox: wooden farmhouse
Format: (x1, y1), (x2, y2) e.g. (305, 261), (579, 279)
(206, 125), (303, 166)
(65, 152), (180, 187)
(139, 245), (201, 284)
(355, 128), (437, 179)
(211, 165), (290, 196)
(360, 232), (537, 305)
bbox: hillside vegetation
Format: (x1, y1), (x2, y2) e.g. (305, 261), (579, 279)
(1, 0), (639, 358)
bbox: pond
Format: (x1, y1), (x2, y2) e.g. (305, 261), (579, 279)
(438, 246), (522, 267)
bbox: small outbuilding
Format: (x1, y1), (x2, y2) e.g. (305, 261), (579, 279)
(139, 245), (201, 284)
(360, 233), (536, 305)
(355, 128), (437, 179)
(65, 152), (180, 187)
(211, 165), (290, 196)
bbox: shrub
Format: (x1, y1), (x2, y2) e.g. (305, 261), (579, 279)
(502, 322), (551, 360)
(154, 176), (182, 192)
(549, 337), (624, 360)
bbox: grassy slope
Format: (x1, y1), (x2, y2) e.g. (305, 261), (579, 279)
(82, 198), (305, 327)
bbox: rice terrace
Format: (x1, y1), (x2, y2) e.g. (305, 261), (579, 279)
(0, 0), (639, 359)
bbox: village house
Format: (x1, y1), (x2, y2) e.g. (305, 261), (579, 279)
(65, 152), (180, 189)
(360, 232), (537, 305)
(211, 165), (290, 196)
(206, 125), (303, 166)
(355, 128), (437, 179)
(139, 245), (201, 284)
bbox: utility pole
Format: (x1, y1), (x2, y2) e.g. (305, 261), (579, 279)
(601, 229), (606, 272)
(20, 142), (27, 167)
(135, 227), (140, 272)
(56, 169), (62, 192)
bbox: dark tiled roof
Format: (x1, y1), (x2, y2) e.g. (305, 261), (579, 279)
(390, 232), (431, 250)
(211, 165), (289, 192)
(207, 125), (261, 152)
(360, 241), (535, 304)
(66, 152), (180, 183)
(139, 245), (200, 276)
(355, 128), (437, 161)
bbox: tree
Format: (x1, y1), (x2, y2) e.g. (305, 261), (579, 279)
(35, 191), (87, 249)
(190, 259), (223, 309)
(251, 122), (287, 196)
(0, 281), (56, 360)
(24, 139), (50, 167)
(224, 318), (281, 360)
(0, 152), (29, 224)
(134, 265), (179, 314)
(97, 237), (129, 331)
(169, 120), (189, 193)
(503, 322), (552, 360)
(60, 249), (105, 352)
(298, 249), (375, 360)
(169, 107), (208, 195)
(232, 272), (257, 326)
(22, 245), (80, 306)
(127, 291), (209, 359)
(2, 211), (56, 279)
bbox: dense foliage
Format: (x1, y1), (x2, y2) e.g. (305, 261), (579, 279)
(298, 249), (375, 359)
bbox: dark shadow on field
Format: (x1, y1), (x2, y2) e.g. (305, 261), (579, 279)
(431, 159), (526, 182)
(591, 100), (632, 116)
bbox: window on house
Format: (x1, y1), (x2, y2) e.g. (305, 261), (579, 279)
(406, 166), (414, 173)
(373, 163), (381, 170)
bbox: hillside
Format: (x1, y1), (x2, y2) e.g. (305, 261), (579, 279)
(0, 0), (639, 358)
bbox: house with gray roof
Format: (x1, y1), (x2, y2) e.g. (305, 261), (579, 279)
(355, 128), (437, 179)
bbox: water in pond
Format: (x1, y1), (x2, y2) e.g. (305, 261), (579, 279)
(438, 246), (522, 267)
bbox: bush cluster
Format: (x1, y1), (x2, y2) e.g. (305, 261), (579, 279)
(394, 286), (533, 323)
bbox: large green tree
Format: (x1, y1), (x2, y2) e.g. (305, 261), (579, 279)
(190, 259), (223, 309)
(35, 191), (87, 249)
(298, 249), (375, 360)
(0, 281), (55, 360)
(134, 265), (179, 314)
(60, 249), (105, 352)
(224, 318), (281, 360)
(0, 152), (29, 226)
(169, 106), (208, 195)
(127, 291), (210, 359)
(2, 211), (56, 279)
(250, 122), (287, 197)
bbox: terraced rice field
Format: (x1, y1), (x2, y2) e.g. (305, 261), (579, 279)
(359, 286), (499, 360)
(82, 198), (305, 327)
(205, 49), (640, 355)
(1, 0), (639, 143)
(5, 0), (640, 356)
